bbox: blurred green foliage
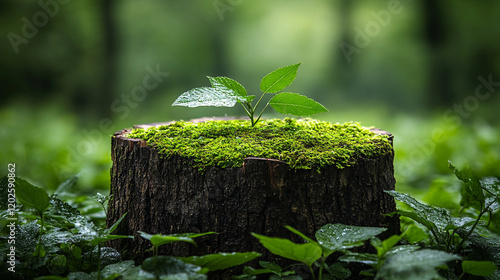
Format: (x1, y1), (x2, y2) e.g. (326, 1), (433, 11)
(1, 0), (499, 194)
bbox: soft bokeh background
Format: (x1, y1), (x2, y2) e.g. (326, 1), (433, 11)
(1, 0), (499, 199)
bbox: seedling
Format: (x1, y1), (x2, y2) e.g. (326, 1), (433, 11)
(172, 63), (328, 126)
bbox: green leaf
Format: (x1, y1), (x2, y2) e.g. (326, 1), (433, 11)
(385, 245), (420, 257)
(371, 235), (402, 258)
(386, 191), (452, 234)
(449, 162), (485, 210)
(260, 63), (301, 93)
(252, 233), (322, 267)
(481, 177), (500, 196)
(54, 174), (79, 195)
(462, 260), (498, 276)
(48, 196), (98, 239)
(208, 76), (247, 100)
(481, 177), (500, 211)
(395, 210), (440, 238)
(106, 212), (127, 234)
(141, 256), (205, 279)
(179, 252), (261, 271)
(100, 260), (136, 279)
(93, 192), (110, 206)
(15, 177), (50, 214)
(378, 249), (461, 280)
(269, 92), (328, 117)
(67, 272), (95, 280)
(285, 225), (317, 244)
(339, 253), (378, 266)
(325, 262), (351, 280)
(315, 224), (387, 254)
(172, 87), (239, 108)
(139, 231), (216, 247)
(404, 225), (428, 244)
(259, 261), (282, 272)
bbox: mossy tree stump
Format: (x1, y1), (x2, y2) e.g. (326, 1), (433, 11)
(107, 117), (398, 274)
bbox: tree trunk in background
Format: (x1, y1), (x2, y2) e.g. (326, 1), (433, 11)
(423, 0), (453, 107)
(107, 119), (399, 278)
(99, 0), (118, 113)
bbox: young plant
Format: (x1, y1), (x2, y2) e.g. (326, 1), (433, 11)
(172, 63), (328, 127)
(15, 177), (51, 259)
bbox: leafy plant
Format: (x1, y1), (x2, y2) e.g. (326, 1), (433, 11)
(15, 177), (51, 259)
(250, 224), (387, 280)
(385, 162), (500, 279)
(2, 159), (499, 279)
(172, 63), (328, 126)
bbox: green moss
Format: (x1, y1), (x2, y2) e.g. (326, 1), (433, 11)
(126, 118), (392, 172)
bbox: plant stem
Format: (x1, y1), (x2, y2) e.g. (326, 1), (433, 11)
(453, 199), (496, 254)
(253, 91), (268, 113)
(309, 265), (317, 280)
(254, 102), (270, 126)
(97, 243), (102, 280)
(318, 257), (326, 280)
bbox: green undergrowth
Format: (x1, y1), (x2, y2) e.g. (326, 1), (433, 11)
(126, 118), (393, 172)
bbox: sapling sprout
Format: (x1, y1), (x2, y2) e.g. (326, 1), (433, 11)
(172, 63), (328, 127)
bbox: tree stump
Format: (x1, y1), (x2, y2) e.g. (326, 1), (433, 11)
(107, 118), (398, 277)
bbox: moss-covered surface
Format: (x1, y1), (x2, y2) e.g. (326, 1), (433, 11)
(126, 118), (392, 171)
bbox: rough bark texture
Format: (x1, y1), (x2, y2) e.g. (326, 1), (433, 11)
(107, 118), (398, 278)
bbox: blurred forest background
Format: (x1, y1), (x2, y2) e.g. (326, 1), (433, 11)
(1, 0), (499, 199)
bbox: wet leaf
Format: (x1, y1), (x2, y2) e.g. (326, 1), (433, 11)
(84, 247), (122, 267)
(208, 76), (248, 100)
(339, 253), (378, 266)
(141, 256), (205, 279)
(100, 260), (136, 279)
(386, 191), (452, 235)
(315, 224), (386, 255)
(15, 177), (50, 214)
(378, 249), (461, 280)
(172, 87), (239, 108)
(449, 162), (485, 210)
(48, 196), (98, 241)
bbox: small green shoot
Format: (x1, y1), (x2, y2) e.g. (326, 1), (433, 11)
(172, 63), (328, 126)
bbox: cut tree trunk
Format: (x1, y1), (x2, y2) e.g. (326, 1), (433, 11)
(107, 118), (398, 277)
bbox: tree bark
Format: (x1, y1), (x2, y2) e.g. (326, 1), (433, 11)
(107, 118), (398, 277)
